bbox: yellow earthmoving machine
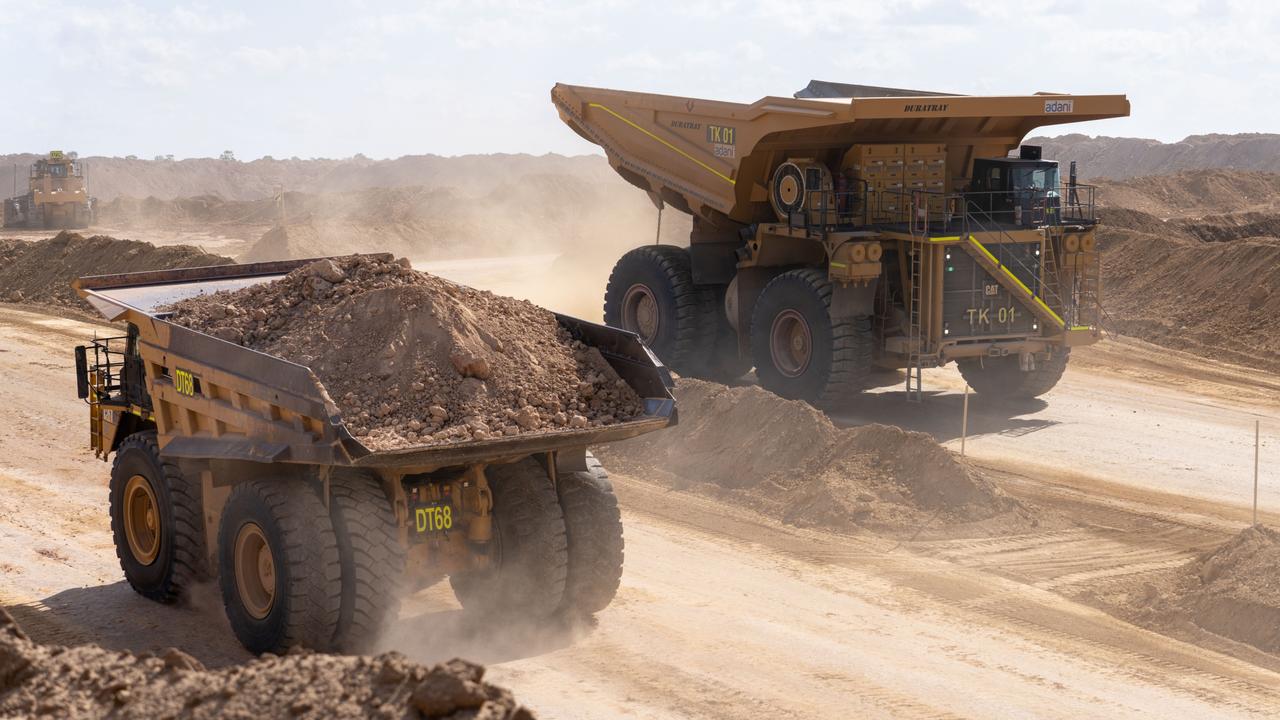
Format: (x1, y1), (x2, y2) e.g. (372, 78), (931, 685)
(4, 150), (93, 229)
(71, 256), (675, 654)
(553, 81), (1130, 402)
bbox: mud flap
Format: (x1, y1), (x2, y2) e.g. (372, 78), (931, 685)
(829, 280), (878, 319)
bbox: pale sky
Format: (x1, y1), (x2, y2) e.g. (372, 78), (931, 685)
(2, 0), (1275, 159)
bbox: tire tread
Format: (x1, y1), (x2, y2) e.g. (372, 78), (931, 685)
(109, 431), (205, 604)
(557, 453), (624, 616)
(329, 470), (405, 652)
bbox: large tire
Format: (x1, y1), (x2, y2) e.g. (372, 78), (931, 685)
(217, 478), (341, 654)
(557, 453), (624, 617)
(450, 459), (568, 619)
(957, 349), (1070, 400)
(701, 284), (753, 383)
(750, 268), (873, 404)
(108, 431), (204, 604)
(604, 246), (714, 376)
(329, 470), (405, 653)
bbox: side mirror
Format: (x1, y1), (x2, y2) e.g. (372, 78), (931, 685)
(74, 345), (89, 399)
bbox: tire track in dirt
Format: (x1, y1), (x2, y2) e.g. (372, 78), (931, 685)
(610, 479), (1280, 717)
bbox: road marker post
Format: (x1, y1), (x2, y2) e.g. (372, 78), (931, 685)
(961, 384), (970, 457)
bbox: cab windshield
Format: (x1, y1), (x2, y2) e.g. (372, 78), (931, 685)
(1013, 165), (1059, 192)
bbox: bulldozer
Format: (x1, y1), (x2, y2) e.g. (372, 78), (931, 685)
(4, 150), (94, 229)
(552, 81), (1130, 402)
(71, 256), (675, 654)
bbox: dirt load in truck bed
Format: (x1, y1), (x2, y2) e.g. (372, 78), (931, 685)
(0, 609), (531, 719)
(166, 255), (644, 450)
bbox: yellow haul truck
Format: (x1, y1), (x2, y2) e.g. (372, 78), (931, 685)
(72, 256), (675, 654)
(4, 150), (93, 229)
(553, 81), (1130, 402)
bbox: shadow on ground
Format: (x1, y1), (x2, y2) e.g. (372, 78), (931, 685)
(3, 580), (249, 667)
(831, 387), (1055, 442)
(5, 579), (588, 668)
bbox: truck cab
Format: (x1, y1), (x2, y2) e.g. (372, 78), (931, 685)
(967, 148), (1068, 228)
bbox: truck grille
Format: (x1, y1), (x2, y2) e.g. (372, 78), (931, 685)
(941, 242), (1040, 339)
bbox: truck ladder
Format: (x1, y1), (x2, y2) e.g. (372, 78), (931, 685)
(905, 193), (928, 402)
(88, 370), (105, 459)
(1070, 249), (1102, 329)
(905, 243), (924, 401)
(1039, 229), (1063, 313)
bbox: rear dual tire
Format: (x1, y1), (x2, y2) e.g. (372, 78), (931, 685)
(750, 269), (873, 405)
(957, 350), (1070, 400)
(217, 472), (404, 655)
(217, 479), (342, 655)
(449, 454), (625, 620)
(604, 246), (749, 382)
(557, 454), (624, 617)
(450, 459), (569, 618)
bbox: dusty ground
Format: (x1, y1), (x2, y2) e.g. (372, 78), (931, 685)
(3, 299), (1280, 717)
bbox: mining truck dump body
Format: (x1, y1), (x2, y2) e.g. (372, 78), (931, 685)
(552, 82), (1129, 225)
(73, 256), (675, 471)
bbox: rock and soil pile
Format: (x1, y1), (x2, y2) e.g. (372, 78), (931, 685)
(0, 232), (231, 309)
(1033, 133), (1280, 180)
(1094, 170), (1280, 372)
(596, 379), (1033, 534)
(0, 609), (531, 719)
(1091, 525), (1280, 656)
(1179, 525), (1280, 653)
(166, 255), (644, 450)
(1094, 169), (1280, 217)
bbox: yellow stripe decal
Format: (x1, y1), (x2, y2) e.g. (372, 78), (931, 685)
(928, 235), (961, 243)
(966, 235), (1066, 328)
(587, 102), (736, 185)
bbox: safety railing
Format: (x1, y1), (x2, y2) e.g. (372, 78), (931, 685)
(76, 335), (128, 403)
(784, 184), (1097, 234)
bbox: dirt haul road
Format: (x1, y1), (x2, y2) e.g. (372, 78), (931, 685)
(2, 303), (1280, 718)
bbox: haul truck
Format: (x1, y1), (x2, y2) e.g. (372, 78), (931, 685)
(5, 150), (93, 229)
(71, 256), (675, 654)
(553, 81), (1130, 402)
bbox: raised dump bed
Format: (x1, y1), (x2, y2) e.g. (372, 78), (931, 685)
(72, 256), (675, 654)
(554, 82), (1130, 403)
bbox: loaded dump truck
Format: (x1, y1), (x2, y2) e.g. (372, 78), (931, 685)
(553, 81), (1130, 402)
(5, 150), (93, 229)
(71, 256), (675, 654)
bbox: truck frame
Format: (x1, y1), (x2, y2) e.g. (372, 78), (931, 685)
(72, 256), (675, 654)
(553, 81), (1130, 402)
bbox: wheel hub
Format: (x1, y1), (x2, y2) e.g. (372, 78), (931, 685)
(621, 283), (660, 344)
(778, 174), (800, 206)
(234, 522), (276, 620)
(123, 474), (161, 566)
(769, 309), (812, 378)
